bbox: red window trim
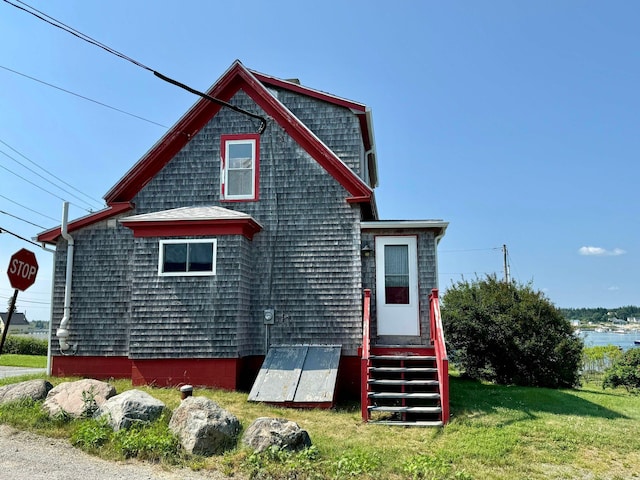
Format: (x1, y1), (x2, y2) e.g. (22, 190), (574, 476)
(220, 133), (260, 202)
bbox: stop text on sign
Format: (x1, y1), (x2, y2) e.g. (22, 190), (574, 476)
(9, 259), (38, 281)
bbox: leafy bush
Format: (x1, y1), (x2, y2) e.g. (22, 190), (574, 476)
(582, 345), (623, 383)
(112, 415), (182, 461)
(441, 275), (583, 388)
(2, 335), (48, 356)
(71, 416), (112, 451)
(242, 445), (322, 480)
(72, 413), (182, 463)
(603, 347), (640, 393)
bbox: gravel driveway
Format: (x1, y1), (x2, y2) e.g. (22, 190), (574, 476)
(0, 425), (236, 480)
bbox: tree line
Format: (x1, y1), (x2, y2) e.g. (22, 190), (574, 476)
(560, 306), (640, 323)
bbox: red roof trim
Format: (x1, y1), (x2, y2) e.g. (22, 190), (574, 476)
(249, 71), (367, 113)
(251, 70), (374, 152)
(121, 218), (262, 240)
(236, 67), (372, 200)
(37, 202), (134, 244)
(104, 61), (372, 205)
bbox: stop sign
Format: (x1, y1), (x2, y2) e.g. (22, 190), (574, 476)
(7, 248), (39, 291)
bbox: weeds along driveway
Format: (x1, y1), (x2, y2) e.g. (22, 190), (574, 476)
(0, 425), (238, 480)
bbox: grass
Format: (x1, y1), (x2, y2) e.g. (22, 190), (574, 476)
(0, 370), (639, 479)
(0, 354), (46, 368)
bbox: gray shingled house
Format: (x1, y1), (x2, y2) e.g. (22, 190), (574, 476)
(0, 311), (31, 335)
(38, 61), (450, 425)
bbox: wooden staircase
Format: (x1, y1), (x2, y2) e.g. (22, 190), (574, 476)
(361, 289), (450, 426)
(366, 348), (444, 426)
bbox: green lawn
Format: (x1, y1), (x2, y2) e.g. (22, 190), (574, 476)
(0, 354), (46, 368)
(0, 371), (638, 479)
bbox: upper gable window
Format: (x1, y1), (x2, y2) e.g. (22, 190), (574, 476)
(221, 134), (260, 201)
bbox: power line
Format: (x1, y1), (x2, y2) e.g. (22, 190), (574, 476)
(439, 247), (502, 253)
(0, 138), (103, 208)
(4, 0), (268, 134)
(0, 224), (47, 249)
(0, 295), (50, 305)
(0, 146), (99, 211)
(0, 64), (170, 129)
(0, 160), (91, 212)
(0, 193), (58, 223)
(0, 210), (46, 229)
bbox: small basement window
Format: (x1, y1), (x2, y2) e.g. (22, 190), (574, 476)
(158, 239), (217, 276)
(221, 134), (259, 201)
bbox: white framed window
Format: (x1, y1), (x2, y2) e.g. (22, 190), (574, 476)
(221, 134), (259, 201)
(158, 239), (217, 276)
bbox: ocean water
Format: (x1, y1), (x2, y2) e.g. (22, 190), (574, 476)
(579, 330), (640, 350)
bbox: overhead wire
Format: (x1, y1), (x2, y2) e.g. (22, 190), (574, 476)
(4, 0), (268, 134)
(0, 294), (51, 305)
(0, 64), (170, 130)
(0, 161), (91, 212)
(0, 194), (58, 223)
(0, 144), (100, 211)
(0, 225), (47, 249)
(0, 210), (46, 229)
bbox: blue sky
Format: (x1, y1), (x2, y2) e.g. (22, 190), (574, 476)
(0, 0), (638, 321)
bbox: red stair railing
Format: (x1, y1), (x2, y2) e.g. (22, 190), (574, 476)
(429, 288), (450, 424)
(361, 289), (371, 422)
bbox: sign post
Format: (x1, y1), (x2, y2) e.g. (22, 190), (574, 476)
(1, 249), (39, 354)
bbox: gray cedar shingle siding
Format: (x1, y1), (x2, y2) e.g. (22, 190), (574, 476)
(128, 235), (246, 359)
(51, 218), (133, 356)
(361, 229), (438, 344)
(51, 86), (366, 360)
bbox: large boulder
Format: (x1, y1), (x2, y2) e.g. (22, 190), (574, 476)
(242, 417), (312, 453)
(169, 396), (240, 456)
(98, 389), (165, 431)
(0, 379), (52, 404)
(43, 379), (116, 418)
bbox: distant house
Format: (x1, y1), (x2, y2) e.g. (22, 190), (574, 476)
(37, 61), (450, 425)
(0, 311), (31, 335)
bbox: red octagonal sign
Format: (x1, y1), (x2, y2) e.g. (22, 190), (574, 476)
(7, 248), (39, 291)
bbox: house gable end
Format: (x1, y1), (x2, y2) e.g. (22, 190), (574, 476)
(105, 61), (372, 205)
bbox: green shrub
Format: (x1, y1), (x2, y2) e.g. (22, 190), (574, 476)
(112, 415), (182, 462)
(442, 275), (583, 388)
(71, 417), (112, 451)
(582, 345), (623, 383)
(242, 445), (322, 480)
(603, 347), (640, 393)
(2, 336), (48, 356)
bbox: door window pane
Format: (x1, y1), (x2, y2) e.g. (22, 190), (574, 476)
(384, 244), (410, 304)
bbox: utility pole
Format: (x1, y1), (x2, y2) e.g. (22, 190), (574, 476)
(502, 244), (510, 283)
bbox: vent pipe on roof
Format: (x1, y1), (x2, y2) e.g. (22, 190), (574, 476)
(57, 202), (76, 354)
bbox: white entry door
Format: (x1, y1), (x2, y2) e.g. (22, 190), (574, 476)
(375, 236), (419, 336)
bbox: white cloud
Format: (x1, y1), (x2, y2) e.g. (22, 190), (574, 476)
(608, 285), (620, 291)
(578, 246), (626, 256)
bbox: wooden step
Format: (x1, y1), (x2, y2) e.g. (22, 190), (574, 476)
(370, 355), (436, 361)
(369, 420), (444, 427)
(369, 366), (437, 373)
(368, 392), (440, 400)
(368, 379), (440, 386)
(368, 405), (442, 414)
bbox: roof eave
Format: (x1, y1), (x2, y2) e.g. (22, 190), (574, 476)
(36, 202), (134, 244)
